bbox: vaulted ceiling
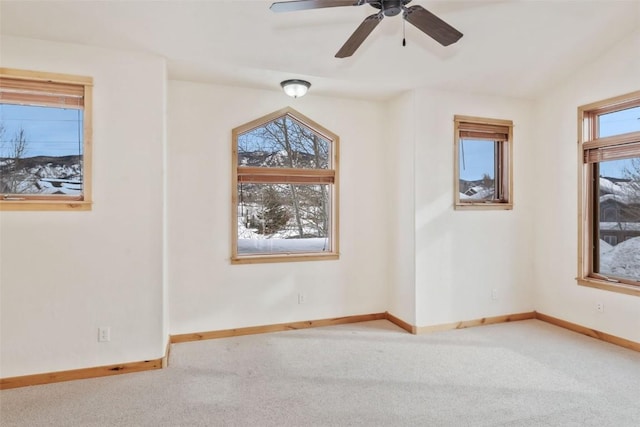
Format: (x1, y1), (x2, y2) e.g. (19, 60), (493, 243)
(1, 0), (638, 100)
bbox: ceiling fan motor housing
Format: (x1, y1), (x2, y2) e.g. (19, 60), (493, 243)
(369, 0), (412, 17)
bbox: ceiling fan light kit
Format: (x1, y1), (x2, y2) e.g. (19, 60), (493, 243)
(271, 0), (463, 58)
(281, 79), (311, 98)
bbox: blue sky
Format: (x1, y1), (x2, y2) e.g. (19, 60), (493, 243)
(0, 104), (83, 157)
(598, 105), (639, 177)
(459, 139), (494, 181)
(599, 105), (639, 137)
(460, 106), (639, 181)
(1, 102), (637, 174)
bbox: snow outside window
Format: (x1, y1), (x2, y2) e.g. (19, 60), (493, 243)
(231, 107), (339, 264)
(454, 115), (513, 210)
(578, 91), (640, 295)
(0, 68), (93, 211)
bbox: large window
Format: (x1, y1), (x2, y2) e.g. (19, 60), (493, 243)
(0, 68), (92, 210)
(578, 91), (640, 296)
(454, 115), (513, 210)
(232, 107), (339, 264)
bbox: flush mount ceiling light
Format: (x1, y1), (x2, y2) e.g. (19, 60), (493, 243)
(281, 79), (311, 98)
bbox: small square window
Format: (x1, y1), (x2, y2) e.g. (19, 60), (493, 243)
(0, 68), (92, 211)
(454, 115), (513, 210)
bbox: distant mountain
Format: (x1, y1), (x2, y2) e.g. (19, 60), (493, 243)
(0, 154), (81, 169)
(238, 150), (325, 169)
(0, 155), (82, 195)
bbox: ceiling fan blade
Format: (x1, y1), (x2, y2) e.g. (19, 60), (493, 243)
(270, 0), (360, 13)
(335, 12), (383, 58)
(403, 5), (463, 46)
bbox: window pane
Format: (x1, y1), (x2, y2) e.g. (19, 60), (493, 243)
(459, 138), (495, 201)
(238, 116), (329, 169)
(237, 183), (331, 255)
(597, 157), (640, 281)
(0, 104), (83, 195)
(598, 106), (640, 137)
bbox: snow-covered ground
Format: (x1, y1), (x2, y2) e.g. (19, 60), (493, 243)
(459, 186), (494, 200)
(238, 237), (329, 254)
(237, 219), (329, 254)
(600, 237), (640, 280)
(1, 159), (82, 195)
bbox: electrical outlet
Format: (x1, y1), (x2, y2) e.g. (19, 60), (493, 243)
(298, 293), (306, 304)
(491, 288), (498, 300)
(98, 327), (111, 342)
(596, 303), (604, 313)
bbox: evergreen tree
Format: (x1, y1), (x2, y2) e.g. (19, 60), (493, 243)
(259, 186), (290, 235)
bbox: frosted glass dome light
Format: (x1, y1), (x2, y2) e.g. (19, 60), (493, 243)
(281, 79), (311, 98)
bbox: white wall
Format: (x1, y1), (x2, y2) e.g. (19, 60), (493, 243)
(0, 36), (167, 377)
(532, 30), (640, 342)
(1, 28), (638, 381)
(386, 92), (416, 325)
(167, 81), (390, 334)
(387, 88), (536, 327)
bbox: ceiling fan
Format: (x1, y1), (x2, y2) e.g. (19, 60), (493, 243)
(270, 0), (463, 58)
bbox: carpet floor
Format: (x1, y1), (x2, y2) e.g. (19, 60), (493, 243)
(1, 319), (639, 426)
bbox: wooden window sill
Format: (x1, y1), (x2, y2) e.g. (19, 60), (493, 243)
(577, 277), (640, 297)
(0, 200), (92, 211)
(455, 203), (513, 211)
(232, 252), (339, 265)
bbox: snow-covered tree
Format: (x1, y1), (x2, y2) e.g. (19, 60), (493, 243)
(238, 116), (330, 239)
(0, 127), (29, 194)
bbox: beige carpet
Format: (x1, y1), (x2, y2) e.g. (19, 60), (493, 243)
(1, 319), (639, 426)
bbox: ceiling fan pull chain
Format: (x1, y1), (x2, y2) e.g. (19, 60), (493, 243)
(402, 17), (406, 47)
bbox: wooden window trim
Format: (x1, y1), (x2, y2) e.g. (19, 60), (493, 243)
(0, 68), (93, 211)
(577, 90), (640, 296)
(237, 167), (335, 184)
(231, 107), (339, 264)
(454, 115), (513, 210)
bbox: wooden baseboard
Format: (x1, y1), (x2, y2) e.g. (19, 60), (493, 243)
(415, 311), (536, 334)
(2, 314), (388, 389)
(535, 312), (640, 352)
(4, 310), (635, 390)
(0, 358), (164, 390)
(385, 312), (416, 334)
(170, 312), (387, 344)
(162, 339), (171, 368)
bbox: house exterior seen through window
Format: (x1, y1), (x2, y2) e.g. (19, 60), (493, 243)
(231, 107), (339, 264)
(454, 115), (513, 210)
(0, 68), (92, 211)
(578, 91), (640, 296)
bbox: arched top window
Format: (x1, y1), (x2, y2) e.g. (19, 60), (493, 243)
(231, 107), (339, 264)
